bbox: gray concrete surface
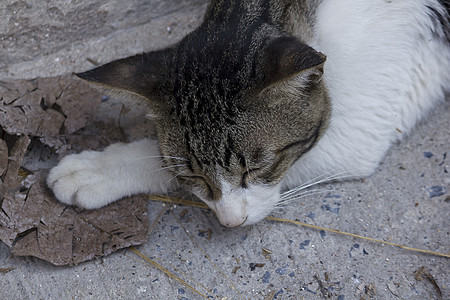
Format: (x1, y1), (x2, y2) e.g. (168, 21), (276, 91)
(1, 0), (207, 79)
(1, 1), (449, 299)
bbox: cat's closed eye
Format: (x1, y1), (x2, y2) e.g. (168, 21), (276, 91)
(241, 168), (262, 188)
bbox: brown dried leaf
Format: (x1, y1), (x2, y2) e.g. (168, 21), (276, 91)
(57, 78), (104, 134)
(0, 139), (7, 177)
(0, 135), (30, 200)
(0, 75), (151, 266)
(0, 133), (149, 266)
(0, 134), (32, 243)
(3, 171), (149, 266)
(0, 75), (102, 138)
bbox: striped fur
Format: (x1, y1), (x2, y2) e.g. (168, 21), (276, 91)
(49, 0), (450, 227)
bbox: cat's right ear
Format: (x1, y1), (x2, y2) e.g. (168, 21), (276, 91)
(76, 50), (170, 101)
(260, 36), (326, 89)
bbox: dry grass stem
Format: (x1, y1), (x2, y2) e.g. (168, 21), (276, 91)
(149, 194), (208, 208)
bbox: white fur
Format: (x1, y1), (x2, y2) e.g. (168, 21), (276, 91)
(48, 0), (449, 225)
(283, 0), (450, 188)
(47, 139), (176, 209)
(200, 179), (281, 227)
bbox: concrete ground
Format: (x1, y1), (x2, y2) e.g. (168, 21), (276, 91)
(1, 1), (448, 299)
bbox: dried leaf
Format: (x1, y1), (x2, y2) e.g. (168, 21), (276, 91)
(0, 75), (151, 266)
(0, 134), (150, 266)
(0, 75), (102, 138)
(0, 135), (30, 202)
(0, 139), (7, 177)
(3, 171), (149, 266)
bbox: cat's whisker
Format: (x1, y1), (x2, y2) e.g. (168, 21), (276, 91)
(134, 155), (189, 162)
(281, 171), (355, 198)
(281, 173), (335, 197)
(280, 189), (332, 203)
(166, 169), (187, 185)
(153, 164), (187, 173)
(300, 170), (354, 187)
(281, 188), (326, 201)
(278, 189), (333, 207)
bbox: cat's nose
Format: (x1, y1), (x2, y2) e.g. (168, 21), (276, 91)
(219, 215), (248, 227)
(209, 193), (249, 227)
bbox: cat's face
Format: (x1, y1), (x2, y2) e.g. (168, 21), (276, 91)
(77, 31), (329, 226)
(155, 70), (329, 226)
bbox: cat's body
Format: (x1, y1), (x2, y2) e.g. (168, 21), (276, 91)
(48, 0), (450, 227)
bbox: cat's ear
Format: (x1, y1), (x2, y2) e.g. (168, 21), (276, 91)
(260, 36), (326, 89)
(76, 50), (170, 100)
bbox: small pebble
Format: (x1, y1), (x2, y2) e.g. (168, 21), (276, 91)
(423, 151), (434, 158)
(306, 212), (315, 220)
(321, 204), (340, 214)
(262, 271), (271, 283)
(275, 265), (287, 275)
(427, 186), (447, 198)
(299, 240), (310, 250)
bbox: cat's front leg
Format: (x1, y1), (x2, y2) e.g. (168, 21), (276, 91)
(47, 139), (175, 209)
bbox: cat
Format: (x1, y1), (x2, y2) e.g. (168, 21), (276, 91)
(47, 0), (450, 227)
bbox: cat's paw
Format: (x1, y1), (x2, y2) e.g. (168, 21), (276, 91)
(47, 151), (117, 209)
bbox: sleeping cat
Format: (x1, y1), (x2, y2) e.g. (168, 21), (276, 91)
(47, 0), (450, 227)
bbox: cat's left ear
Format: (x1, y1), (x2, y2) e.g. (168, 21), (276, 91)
(76, 50), (170, 101)
(260, 36), (326, 89)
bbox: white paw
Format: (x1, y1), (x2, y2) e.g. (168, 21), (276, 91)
(47, 151), (118, 209)
(48, 139), (175, 209)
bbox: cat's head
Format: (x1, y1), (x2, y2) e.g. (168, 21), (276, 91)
(77, 31), (329, 227)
